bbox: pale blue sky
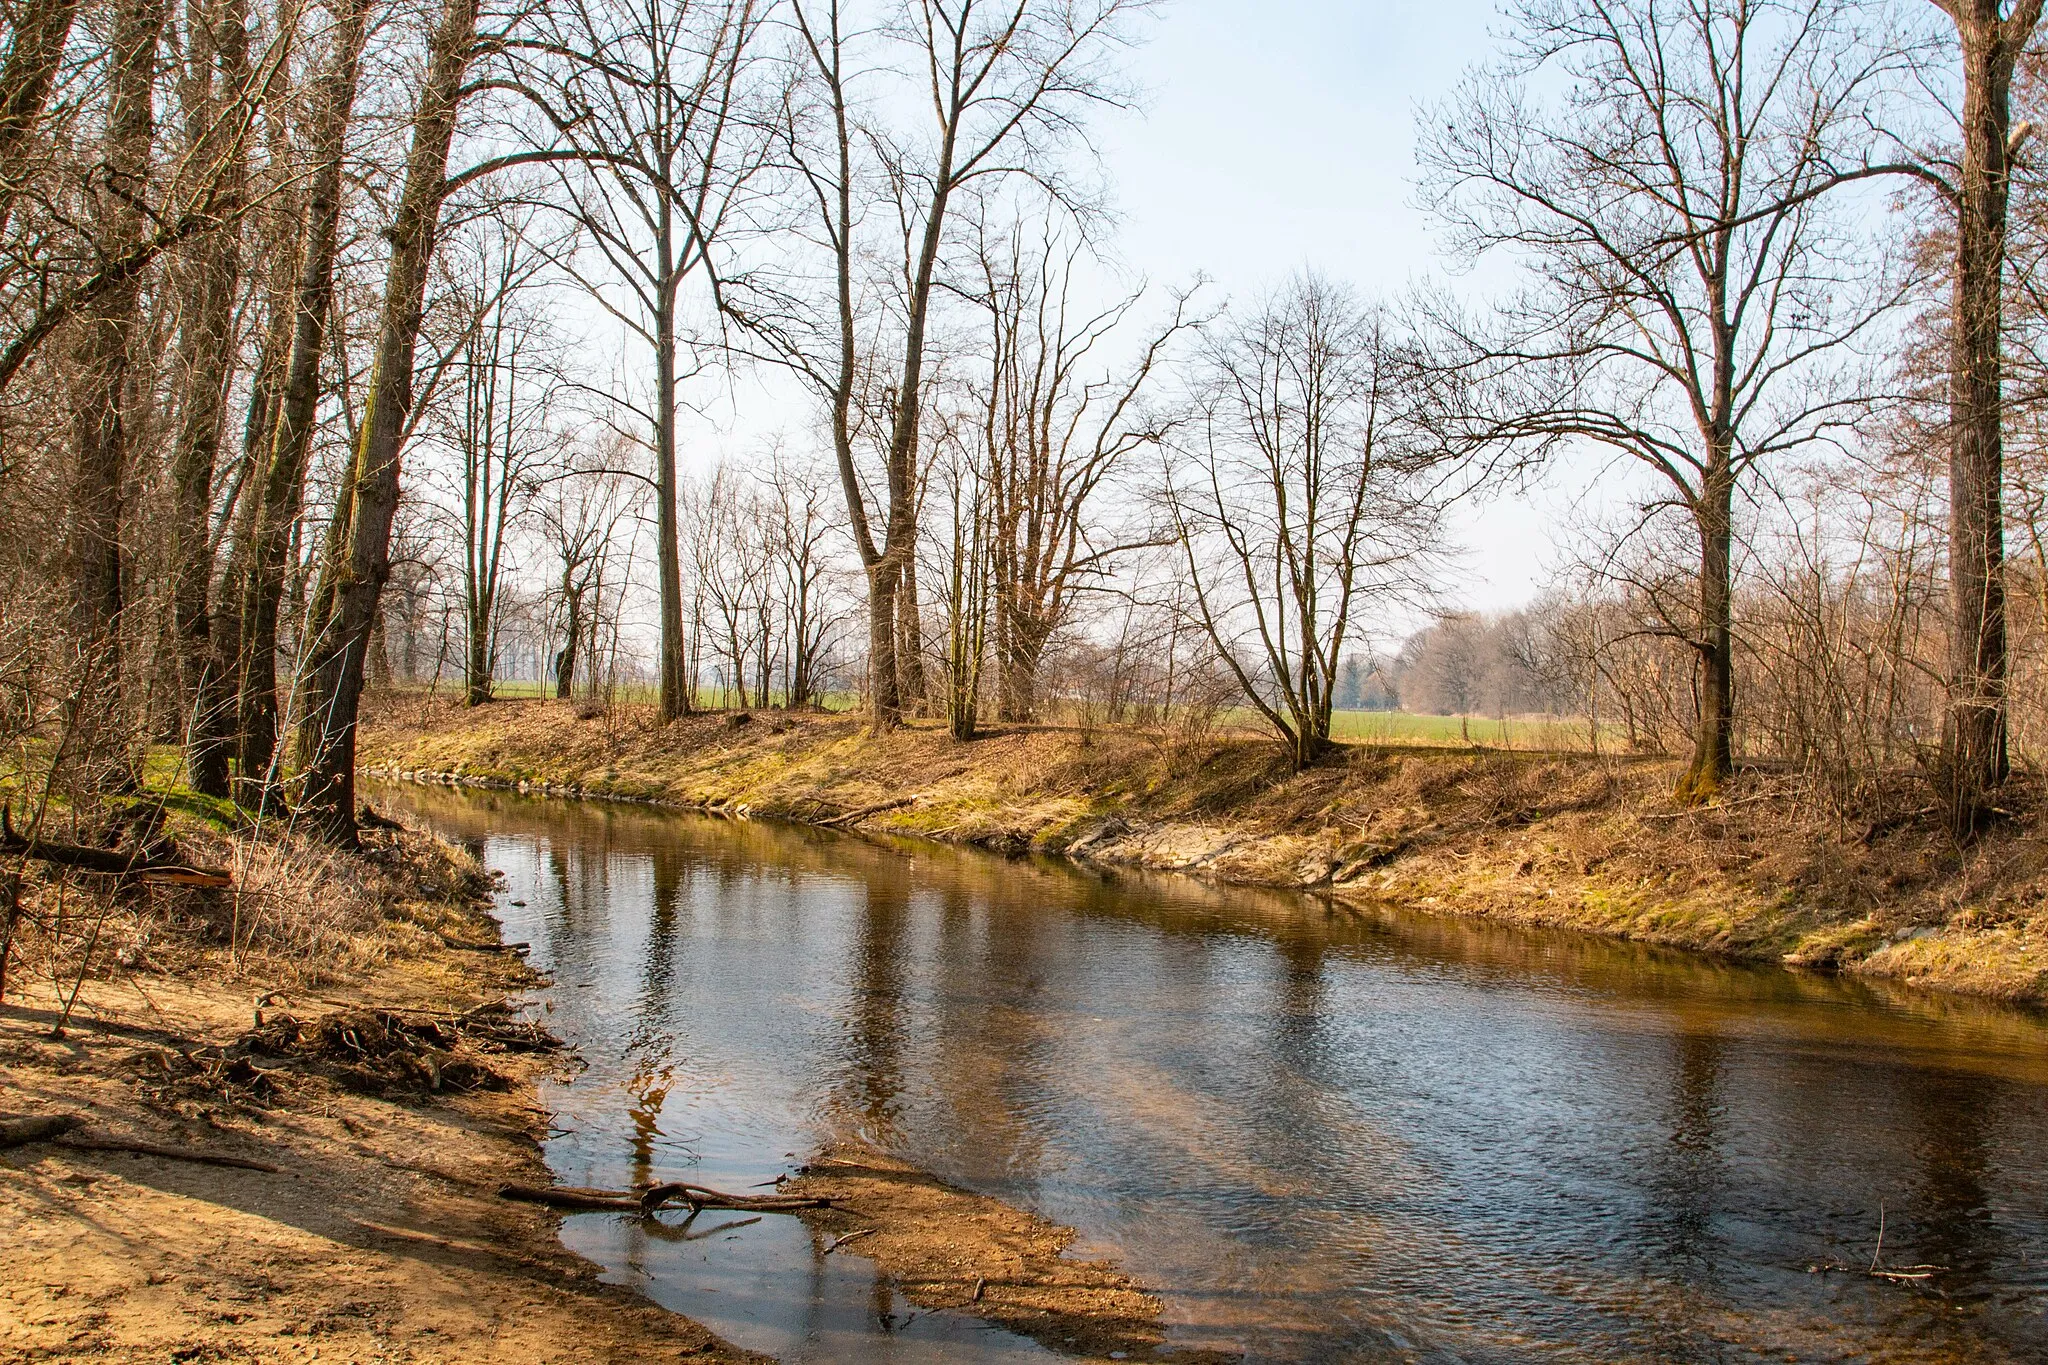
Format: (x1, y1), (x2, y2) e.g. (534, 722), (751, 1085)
(1100, 0), (1499, 294)
(1097, 0), (1559, 614)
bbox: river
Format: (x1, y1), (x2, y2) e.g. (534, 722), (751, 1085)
(377, 781), (2048, 1364)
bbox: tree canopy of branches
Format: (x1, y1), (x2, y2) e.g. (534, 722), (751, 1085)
(1418, 0), (1913, 802)
(741, 0), (1150, 735)
(1163, 273), (1445, 770)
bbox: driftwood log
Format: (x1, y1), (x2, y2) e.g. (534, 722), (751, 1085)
(1, 806), (232, 887)
(499, 1181), (831, 1215)
(0, 1112), (81, 1147)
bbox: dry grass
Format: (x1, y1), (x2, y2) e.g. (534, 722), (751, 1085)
(360, 695), (2048, 1005)
(1, 808), (494, 1024)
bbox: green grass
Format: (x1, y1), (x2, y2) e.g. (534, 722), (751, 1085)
(1212, 708), (1613, 751)
(378, 682), (1603, 751)
(0, 743), (247, 832)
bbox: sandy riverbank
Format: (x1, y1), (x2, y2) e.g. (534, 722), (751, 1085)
(0, 822), (761, 1364)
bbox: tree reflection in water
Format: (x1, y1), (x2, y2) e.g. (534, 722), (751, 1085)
(380, 782), (2048, 1365)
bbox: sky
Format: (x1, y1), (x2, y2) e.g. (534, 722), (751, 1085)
(1093, 0), (1564, 615)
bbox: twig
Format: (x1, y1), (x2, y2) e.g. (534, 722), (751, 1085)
(1806, 1199), (1948, 1283)
(677, 1215), (762, 1241)
(1638, 791), (1783, 822)
(823, 1227), (875, 1254)
(350, 1218), (543, 1267)
(818, 796), (917, 827)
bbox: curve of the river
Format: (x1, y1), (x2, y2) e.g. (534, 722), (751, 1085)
(378, 781), (2048, 1364)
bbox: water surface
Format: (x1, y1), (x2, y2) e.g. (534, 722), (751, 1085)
(380, 782), (2048, 1363)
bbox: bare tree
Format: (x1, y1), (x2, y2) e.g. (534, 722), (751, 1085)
(760, 444), (843, 707)
(295, 0), (482, 842)
(422, 204), (565, 704)
(1162, 273), (1445, 769)
(926, 405), (990, 736)
(168, 0), (258, 796)
(1929, 0), (2046, 831)
(684, 463), (769, 706)
(225, 0), (370, 807)
(1418, 0), (1914, 802)
(64, 0), (169, 694)
(526, 0), (771, 722)
(965, 209), (1191, 720)
(534, 438), (638, 698)
(0, 0), (85, 240)
(749, 0), (1148, 735)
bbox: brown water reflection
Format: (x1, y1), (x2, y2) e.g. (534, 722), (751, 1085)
(379, 782), (2048, 1364)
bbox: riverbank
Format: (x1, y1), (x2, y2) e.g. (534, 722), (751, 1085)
(0, 820), (759, 1363)
(361, 695), (2048, 1005)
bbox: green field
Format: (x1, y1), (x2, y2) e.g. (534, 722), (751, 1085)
(393, 678), (862, 711)
(1218, 708), (1610, 751)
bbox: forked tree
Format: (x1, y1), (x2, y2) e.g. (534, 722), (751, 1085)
(1418, 0), (1917, 802)
(751, 0), (1148, 735)
(222, 0), (372, 810)
(1162, 274), (1443, 771)
(963, 209), (1191, 721)
(525, 0), (772, 723)
(295, 0), (483, 842)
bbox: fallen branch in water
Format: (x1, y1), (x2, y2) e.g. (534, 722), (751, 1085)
(1807, 1259), (1947, 1282)
(818, 796), (917, 827)
(639, 1181), (834, 1214)
(1806, 1202), (1947, 1283)
(498, 1180), (832, 1215)
(677, 1215), (762, 1241)
(823, 1227), (875, 1254)
(497, 1183), (639, 1212)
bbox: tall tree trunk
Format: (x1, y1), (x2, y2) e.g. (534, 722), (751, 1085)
(171, 0), (251, 798)
(294, 0), (475, 843)
(867, 563), (900, 724)
(654, 264), (689, 721)
(554, 579), (581, 699)
(997, 603), (1051, 723)
(1943, 0), (2042, 835)
(464, 588), (491, 705)
(0, 0), (84, 239)
(64, 0), (166, 729)
(897, 550), (926, 711)
(1677, 459), (1736, 804)
(233, 0), (366, 807)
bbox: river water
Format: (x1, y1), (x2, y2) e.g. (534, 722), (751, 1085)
(377, 782), (2048, 1364)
